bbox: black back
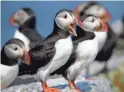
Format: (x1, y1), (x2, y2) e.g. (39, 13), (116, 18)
(20, 28), (43, 48)
(95, 24), (117, 61)
(18, 16), (43, 48)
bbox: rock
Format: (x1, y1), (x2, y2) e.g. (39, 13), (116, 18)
(2, 77), (112, 92)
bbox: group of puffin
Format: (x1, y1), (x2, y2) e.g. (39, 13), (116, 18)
(1, 1), (124, 92)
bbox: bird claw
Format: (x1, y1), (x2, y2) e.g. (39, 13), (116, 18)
(43, 87), (60, 92)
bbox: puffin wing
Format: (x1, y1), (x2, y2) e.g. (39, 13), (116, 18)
(29, 41), (56, 67)
(18, 42), (56, 75)
(103, 24), (117, 52)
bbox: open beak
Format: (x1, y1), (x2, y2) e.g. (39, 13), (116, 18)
(67, 23), (77, 37)
(99, 10), (110, 22)
(96, 19), (108, 32)
(20, 48), (31, 65)
(10, 14), (16, 25)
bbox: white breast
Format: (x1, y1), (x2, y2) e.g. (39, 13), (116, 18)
(76, 37), (98, 64)
(50, 36), (73, 73)
(14, 30), (30, 51)
(66, 38), (98, 80)
(95, 32), (107, 52)
(39, 36), (73, 74)
(0, 64), (18, 89)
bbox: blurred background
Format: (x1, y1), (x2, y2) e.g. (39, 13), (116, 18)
(1, 1), (124, 92)
(1, 1), (124, 46)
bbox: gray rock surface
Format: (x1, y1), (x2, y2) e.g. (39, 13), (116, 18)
(2, 77), (111, 92)
(2, 49), (124, 92)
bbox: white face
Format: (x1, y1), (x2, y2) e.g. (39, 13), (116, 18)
(4, 44), (24, 60)
(55, 11), (76, 31)
(14, 9), (30, 26)
(85, 5), (105, 17)
(82, 16), (102, 32)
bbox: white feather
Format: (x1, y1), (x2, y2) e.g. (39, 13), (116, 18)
(95, 32), (107, 52)
(14, 30), (30, 51)
(0, 64), (18, 89)
(67, 37), (98, 80)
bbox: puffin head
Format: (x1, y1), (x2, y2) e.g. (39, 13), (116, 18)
(10, 8), (35, 27)
(55, 9), (82, 36)
(4, 38), (30, 65)
(74, 2), (110, 23)
(79, 14), (108, 32)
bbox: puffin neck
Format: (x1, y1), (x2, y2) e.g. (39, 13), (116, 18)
(73, 26), (87, 39)
(1, 48), (18, 66)
(19, 16), (36, 31)
(52, 22), (70, 38)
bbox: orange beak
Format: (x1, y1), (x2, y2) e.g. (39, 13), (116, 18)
(10, 14), (16, 25)
(68, 23), (77, 37)
(20, 48), (31, 65)
(98, 19), (108, 32)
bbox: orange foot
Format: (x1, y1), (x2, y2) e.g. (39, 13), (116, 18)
(44, 87), (60, 92)
(69, 80), (82, 92)
(42, 82), (60, 92)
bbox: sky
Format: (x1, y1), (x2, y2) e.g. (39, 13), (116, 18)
(1, 1), (124, 47)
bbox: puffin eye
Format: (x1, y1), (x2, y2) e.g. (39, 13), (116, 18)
(63, 14), (67, 19)
(14, 47), (18, 51)
(91, 18), (95, 22)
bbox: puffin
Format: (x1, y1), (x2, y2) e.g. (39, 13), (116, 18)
(9, 8), (44, 75)
(51, 14), (107, 92)
(20, 14), (106, 92)
(10, 8), (43, 51)
(112, 15), (124, 39)
(120, 16), (124, 38)
(1, 38), (27, 89)
(74, 1), (117, 75)
(17, 9), (79, 92)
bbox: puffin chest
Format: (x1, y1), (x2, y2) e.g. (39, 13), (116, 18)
(53, 36), (73, 63)
(1, 64), (18, 89)
(76, 38), (98, 60)
(95, 32), (107, 52)
(14, 30), (30, 51)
